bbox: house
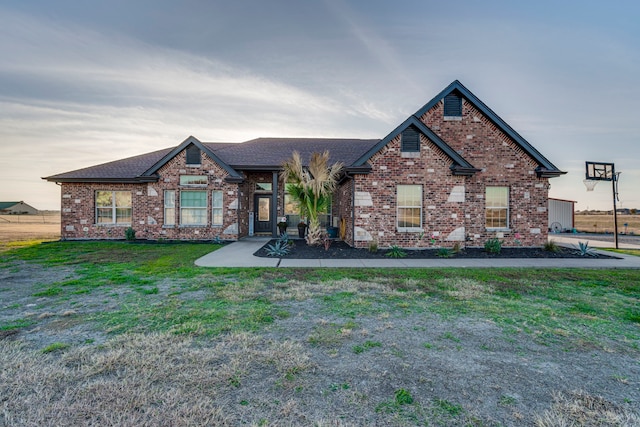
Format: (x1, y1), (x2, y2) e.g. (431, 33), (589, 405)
(0, 201), (39, 215)
(44, 80), (565, 248)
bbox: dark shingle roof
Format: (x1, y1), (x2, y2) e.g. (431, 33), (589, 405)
(43, 148), (174, 182)
(208, 138), (380, 168)
(43, 138), (380, 182)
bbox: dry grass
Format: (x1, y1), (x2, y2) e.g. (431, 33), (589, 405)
(574, 214), (640, 234)
(0, 213), (60, 249)
(0, 332), (312, 427)
(535, 390), (639, 427)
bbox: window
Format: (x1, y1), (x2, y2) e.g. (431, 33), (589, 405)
(255, 182), (272, 192)
(186, 144), (201, 165)
(180, 175), (208, 186)
(486, 187), (509, 229)
(95, 191), (132, 224)
(401, 126), (420, 152)
(444, 93), (462, 117)
(164, 190), (175, 226)
(180, 191), (207, 225)
(397, 185), (422, 230)
(212, 190), (223, 226)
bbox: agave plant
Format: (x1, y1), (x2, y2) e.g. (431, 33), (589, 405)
(576, 241), (598, 257)
(281, 151), (343, 246)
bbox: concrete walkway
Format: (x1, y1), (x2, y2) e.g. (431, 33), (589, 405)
(195, 237), (640, 268)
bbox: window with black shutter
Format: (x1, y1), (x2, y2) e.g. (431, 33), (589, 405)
(444, 93), (462, 117)
(186, 144), (201, 165)
(401, 126), (420, 152)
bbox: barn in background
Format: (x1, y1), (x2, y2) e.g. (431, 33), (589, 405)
(0, 201), (39, 215)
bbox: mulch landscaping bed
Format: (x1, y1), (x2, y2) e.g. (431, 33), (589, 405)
(254, 239), (618, 259)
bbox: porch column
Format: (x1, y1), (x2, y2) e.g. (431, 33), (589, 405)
(271, 171), (278, 237)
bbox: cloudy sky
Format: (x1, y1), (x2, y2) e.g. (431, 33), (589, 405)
(1, 0), (638, 210)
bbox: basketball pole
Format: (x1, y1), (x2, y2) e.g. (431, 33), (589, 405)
(612, 171), (620, 249)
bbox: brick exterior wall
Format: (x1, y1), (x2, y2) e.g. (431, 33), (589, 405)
(347, 98), (550, 249)
(57, 95), (553, 247)
(59, 149), (241, 240)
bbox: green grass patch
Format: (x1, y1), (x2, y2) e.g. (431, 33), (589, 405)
(352, 340), (382, 354)
(0, 318), (34, 331)
(41, 342), (70, 353)
(33, 286), (63, 297)
(2, 242), (639, 351)
(606, 248), (640, 257)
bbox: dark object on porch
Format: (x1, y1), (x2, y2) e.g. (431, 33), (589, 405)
(277, 218), (288, 235)
(297, 222), (307, 238)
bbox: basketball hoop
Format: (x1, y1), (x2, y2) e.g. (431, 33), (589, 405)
(583, 179), (598, 192)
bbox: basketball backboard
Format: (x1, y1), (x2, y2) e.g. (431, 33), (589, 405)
(585, 161), (615, 181)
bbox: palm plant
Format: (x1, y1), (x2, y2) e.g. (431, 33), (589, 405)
(281, 151), (343, 246)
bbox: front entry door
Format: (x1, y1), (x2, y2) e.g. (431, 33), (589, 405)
(254, 195), (272, 234)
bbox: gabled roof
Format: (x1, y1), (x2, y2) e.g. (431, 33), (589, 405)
(43, 80), (563, 183)
(414, 80), (565, 177)
(43, 137), (381, 183)
(141, 136), (244, 183)
(353, 116), (480, 176)
(0, 202), (21, 210)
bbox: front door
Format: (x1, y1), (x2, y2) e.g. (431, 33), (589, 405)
(254, 195), (272, 234)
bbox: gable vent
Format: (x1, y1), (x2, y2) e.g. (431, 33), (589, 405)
(186, 144), (201, 165)
(444, 93), (462, 117)
(401, 126), (420, 152)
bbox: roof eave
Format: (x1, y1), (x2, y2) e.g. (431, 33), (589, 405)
(42, 176), (159, 184)
(535, 167), (567, 178)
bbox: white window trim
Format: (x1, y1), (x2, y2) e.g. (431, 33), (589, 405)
(180, 190), (208, 226)
(179, 175), (208, 187)
(485, 186), (510, 230)
(212, 190), (223, 226)
(163, 190), (175, 227)
(95, 191), (132, 225)
(396, 185), (423, 232)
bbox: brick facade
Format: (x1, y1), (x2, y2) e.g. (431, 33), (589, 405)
(346, 98), (551, 249)
(59, 149), (240, 240)
(49, 81), (563, 246)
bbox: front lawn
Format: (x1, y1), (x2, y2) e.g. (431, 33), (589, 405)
(1, 241), (638, 426)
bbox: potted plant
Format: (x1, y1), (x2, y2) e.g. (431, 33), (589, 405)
(297, 220), (308, 239)
(277, 217), (288, 235)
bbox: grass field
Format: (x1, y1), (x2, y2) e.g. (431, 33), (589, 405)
(1, 240), (638, 426)
(0, 213), (60, 251)
(574, 214), (640, 234)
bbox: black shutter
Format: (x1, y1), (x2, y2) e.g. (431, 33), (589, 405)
(401, 126), (420, 152)
(186, 144), (201, 164)
(444, 93), (462, 117)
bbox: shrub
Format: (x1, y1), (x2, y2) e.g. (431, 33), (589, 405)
(436, 248), (452, 258)
(368, 239), (378, 253)
(386, 245), (406, 258)
(577, 241), (597, 257)
(452, 242), (461, 254)
(484, 238), (502, 254)
(125, 227), (136, 241)
(544, 239), (560, 253)
(278, 232), (290, 245)
(394, 388), (414, 405)
(265, 240), (291, 257)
